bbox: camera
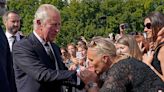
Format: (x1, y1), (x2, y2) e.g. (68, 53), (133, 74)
(121, 23), (129, 29)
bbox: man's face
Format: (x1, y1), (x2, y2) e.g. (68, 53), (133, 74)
(41, 12), (61, 42)
(5, 13), (20, 34)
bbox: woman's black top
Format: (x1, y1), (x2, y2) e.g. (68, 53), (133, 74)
(99, 57), (164, 92)
(152, 42), (164, 74)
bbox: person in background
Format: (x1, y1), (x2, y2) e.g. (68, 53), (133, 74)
(133, 33), (149, 54)
(142, 12), (164, 81)
(76, 45), (88, 66)
(115, 35), (142, 60)
(3, 10), (23, 52)
(60, 47), (74, 68)
(0, 26), (17, 92)
(108, 33), (115, 43)
(78, 37), (164, 92)
(77, 40), (86, 48)
(67, 43), (79, 65)
(13, 4), (83, 92)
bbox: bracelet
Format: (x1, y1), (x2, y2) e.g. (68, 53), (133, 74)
(86, 81), (98, 89)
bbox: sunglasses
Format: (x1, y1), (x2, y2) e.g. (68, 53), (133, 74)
(88, 39), (112, 54)
(144, 23), (151, 29)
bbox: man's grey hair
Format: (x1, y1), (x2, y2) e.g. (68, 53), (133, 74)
(33, 4), (60, 30)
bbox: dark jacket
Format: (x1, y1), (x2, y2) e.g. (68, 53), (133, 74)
(0, 26), (16, 92)
(13, 33), (78, 92)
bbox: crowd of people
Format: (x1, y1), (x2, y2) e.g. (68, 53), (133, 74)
(0, 3), (164, 92)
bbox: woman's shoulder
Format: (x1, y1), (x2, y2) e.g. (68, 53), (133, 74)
(112, 57), (148, 72)
(116, 57), (142, 65)
(108, 57), (138, 74)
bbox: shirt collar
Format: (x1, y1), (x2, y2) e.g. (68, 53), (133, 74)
(33, 31), (48, 46)
(5, 31), (20, 39)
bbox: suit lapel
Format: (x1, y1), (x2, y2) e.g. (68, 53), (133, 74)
(51, 43), (67, 70)
(28, 33), (57, 69)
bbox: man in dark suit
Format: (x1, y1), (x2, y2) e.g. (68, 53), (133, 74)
(13, 4), (81, 92)
(0, 26), (16, 92)
(3, 10), (23, 52)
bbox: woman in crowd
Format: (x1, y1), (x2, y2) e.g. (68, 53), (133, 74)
(143, 12), (164, 81)
(60, 47), (74, 68)
(67, 43), (79, 65)
(115, 35), (142, 60)
(78, 37), (164, 92)
(76, 45), (88, 66)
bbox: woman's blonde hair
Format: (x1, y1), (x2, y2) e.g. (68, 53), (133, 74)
(88, 37), (116, 56)
(88, 36), (130, 65)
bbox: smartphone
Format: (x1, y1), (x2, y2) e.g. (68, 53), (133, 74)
(143, 32), (147, 39)
(76, 52), (83, 59)
(121, 23), (129, 29)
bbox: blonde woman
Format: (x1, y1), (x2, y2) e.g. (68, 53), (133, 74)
(78, 37), (164, 92)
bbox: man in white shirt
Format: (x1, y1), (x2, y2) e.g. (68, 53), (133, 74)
(12, 4), (83, 92)
(3, 10), (23, 51)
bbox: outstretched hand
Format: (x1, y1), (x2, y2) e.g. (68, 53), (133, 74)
(77, 69), (98, 85)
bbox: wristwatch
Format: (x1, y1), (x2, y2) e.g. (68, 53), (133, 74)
(86, 81), (98, 89)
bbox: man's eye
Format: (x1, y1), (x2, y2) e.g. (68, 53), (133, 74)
(51, 23), (60, 26)
(88, 59), (93, 62)
(120, 47), (124, 49)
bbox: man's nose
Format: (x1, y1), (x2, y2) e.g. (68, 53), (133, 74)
(14, 22), (19, 26)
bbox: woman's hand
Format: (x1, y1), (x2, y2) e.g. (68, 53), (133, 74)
(77, 69), (98, 85)
(138, 41), (145, 53)
(142, 50), (154, 66)
(157, 27), (164, 43)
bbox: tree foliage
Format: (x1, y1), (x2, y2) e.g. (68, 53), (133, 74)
(2, 0), (164, 47)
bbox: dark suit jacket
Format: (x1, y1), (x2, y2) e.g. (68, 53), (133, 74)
(0, 26), (16, 92)
(13, 33), (78, 92)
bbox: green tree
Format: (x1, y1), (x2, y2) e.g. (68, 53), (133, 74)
(5, 0), (164, 47)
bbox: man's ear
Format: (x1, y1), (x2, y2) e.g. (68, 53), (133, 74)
(102, 55), (110, 63)
(3, 20), (7, 26)
(36, 20), (41, 25)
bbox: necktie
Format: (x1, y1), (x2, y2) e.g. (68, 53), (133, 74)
(12, 36), (16, 44)
(44, 43), (59, 70)
(44, 43), (55, 61)
(12, 36), (16, 51)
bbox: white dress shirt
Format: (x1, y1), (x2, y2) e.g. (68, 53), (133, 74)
(5, 31), (21, 51)
(33, 31), (59, 70)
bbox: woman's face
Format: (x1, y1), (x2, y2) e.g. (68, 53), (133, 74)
(67, 45), (76, 55)
(144, 18), (153, 39)
(87, 48), (107, 75)
(116, 43), (130, 55)
(77, 47), (87, 58)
